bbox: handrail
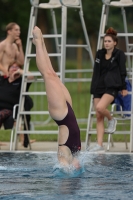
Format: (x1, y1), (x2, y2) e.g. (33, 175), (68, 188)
(13, 104), (19, 120)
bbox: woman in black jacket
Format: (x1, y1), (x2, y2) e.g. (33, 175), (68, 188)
(89, 27), (128, 152)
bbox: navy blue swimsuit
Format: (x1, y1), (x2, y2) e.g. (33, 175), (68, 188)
(53, 102), (81, 155)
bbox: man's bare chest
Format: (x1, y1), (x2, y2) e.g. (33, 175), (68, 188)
(4, 46), (16, 58)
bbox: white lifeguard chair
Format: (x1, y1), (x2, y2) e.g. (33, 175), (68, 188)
(12, 0), (94, 150)
(85, 0), (133, 152)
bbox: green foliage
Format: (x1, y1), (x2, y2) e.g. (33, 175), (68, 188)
(83, 1), (102, 35)
(0, 0), (31, 50)
(0, 0), (133, 48)
(49, 1), (103, 38)
(0, 129), (130, 143)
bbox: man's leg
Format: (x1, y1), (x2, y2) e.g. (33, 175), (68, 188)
(0, 110), (13, 129)
(0, 112), (13, 147)
(23, 115), (30, 148)
(3, 115), (14, 129)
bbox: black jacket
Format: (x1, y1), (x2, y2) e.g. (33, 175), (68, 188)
(0, 76), (33, 111)
(90, 48), (127, 94)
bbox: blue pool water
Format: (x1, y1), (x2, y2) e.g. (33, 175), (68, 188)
(0, 152), (133, 200)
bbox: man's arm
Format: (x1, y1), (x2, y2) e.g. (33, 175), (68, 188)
(15, 39), (25, 66)
(0, 43), (8, 76)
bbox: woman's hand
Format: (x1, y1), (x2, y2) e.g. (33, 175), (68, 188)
(121, 89), (128, 97)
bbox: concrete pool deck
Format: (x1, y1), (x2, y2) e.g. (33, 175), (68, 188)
(0, 141), (132, 153)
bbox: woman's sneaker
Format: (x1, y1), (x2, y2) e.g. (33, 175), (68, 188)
(87, 144), (105, 152)
(106, 118), (117, 133)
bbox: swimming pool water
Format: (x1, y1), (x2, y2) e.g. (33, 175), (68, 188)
(0, 152), (133, 200)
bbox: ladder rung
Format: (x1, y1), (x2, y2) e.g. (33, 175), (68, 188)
(24, 72), (41, 76)
(27, 53), (61, 58)
(30, 34), (62, 39)
(25, 79), (44, 83)
(65, 78), (91, 82)
(90, 111), (132, 115)
(23, 72), (61, 76)
(19, 111), (49, 115)
(88, 130), (131, 134)
(127, 71), (133, 74)
(65, 69), (93, 73)
(22, 92), (46, 95)
(58, 44), (89, 48)
(105, 131), (131, 134)
(100, 33), (133, 37)
(16, 130), (58, 134)
(125, 53), (133, 55)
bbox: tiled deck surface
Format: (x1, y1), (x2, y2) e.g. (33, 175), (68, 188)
(0, 142), (132, 153)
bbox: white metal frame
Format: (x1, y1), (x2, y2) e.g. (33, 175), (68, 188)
(106, 103), (131, 151)
(10, 104), (32, 151)
(85, 0), (133, 152)
(13, 0), (94, 150)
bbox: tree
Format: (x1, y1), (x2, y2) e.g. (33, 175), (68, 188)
(0, 0), (132, 54)
(0, 0), (31, 50)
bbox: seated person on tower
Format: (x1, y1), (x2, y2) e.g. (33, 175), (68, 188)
(0, 62), (35, 147)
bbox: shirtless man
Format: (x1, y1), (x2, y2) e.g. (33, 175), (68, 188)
(0, 22), (24, 76)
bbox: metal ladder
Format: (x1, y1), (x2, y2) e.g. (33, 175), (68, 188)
(85, 0), (133, 152)
(12, 0), (94, 150)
